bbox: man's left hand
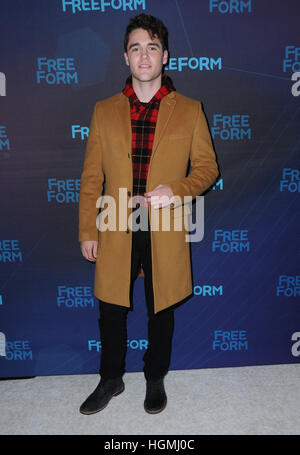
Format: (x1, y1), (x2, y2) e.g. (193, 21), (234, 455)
(144, 184), (174, 209)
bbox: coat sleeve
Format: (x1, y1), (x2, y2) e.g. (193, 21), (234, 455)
(167, 101), (219, 207)
(78, 103), (104, 242)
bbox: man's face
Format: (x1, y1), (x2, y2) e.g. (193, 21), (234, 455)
(124, 28), (168, 83)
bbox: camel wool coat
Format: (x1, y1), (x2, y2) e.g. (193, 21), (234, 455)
(79, 90), (219, 313)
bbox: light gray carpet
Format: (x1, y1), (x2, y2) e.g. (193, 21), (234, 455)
(0, 364), (299, 435)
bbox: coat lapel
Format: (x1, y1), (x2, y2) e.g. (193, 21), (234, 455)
(151, 92), (176, 160)
(114, 94), (132, 156)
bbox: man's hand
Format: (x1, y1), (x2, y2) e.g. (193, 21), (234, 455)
(80, 240), (98, 262)
(144, 184), (174, 209)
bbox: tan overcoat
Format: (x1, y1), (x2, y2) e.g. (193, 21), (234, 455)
(79, 90), (219, 313)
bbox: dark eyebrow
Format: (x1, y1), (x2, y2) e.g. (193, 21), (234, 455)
(128, 42), (161, 50)
(128, 43), (139, 50)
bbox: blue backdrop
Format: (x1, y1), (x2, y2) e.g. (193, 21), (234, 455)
(0, 0), (299, 377)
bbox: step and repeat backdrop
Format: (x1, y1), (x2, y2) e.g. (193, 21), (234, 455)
(0, 0), (299, 377)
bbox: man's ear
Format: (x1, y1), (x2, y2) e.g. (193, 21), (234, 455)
(124, 52), (129, 66)
(163, 50), (168, 66)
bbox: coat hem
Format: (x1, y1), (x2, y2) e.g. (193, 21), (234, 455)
(153, 287), (193, 314)
(93, 286), (193, 313)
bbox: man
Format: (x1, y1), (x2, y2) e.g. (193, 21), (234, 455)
(78, 14), (219, 415)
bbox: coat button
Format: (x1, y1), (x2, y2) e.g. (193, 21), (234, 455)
(126, 228), (129, 234)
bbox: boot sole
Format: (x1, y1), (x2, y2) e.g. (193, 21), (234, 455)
(144, 398), (167, 414)
(79, 385), (125, 415)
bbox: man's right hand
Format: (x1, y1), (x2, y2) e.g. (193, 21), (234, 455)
(80, 240), (98, 262)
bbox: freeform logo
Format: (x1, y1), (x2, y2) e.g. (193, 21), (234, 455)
(5, 340), (33, 361)
(61, 0), (146, 13)
(211, 178), (223, 191)
(72, 125), (89, 140)
(282, 46), (300, 73)
(47, 178), (80, 203)
(291, 332), (300, 357)
(194, 284), (223, 296)
(212, 229), (250, 253)
(211, 114), (251, 141)
(212, 330), (248, 351)
(280, 168), (300, 192)
(209, 0), (251, 13)
(88, 338), (148, 351)
(276, 275), (300, 297)
(165, 56), (222, 72)
(0, 240), (23, 263)
(36, 58), (78, 85)
(57, 285), (95, 308)
(0, 126), (10, 152)
(291, 72), (300, 97)
(0, 72), (6, 96)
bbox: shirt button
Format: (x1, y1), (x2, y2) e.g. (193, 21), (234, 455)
(128, 191), (131, 196)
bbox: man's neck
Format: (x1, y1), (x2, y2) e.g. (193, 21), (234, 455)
(132, 75), (162, 103)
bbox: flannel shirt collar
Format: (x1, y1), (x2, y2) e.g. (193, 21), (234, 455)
(122, 74), (175, 110)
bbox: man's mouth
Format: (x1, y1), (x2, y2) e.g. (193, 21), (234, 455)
(139, 64), (151, 68)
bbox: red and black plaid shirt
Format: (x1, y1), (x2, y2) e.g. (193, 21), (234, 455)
(122, 74), (175, 198)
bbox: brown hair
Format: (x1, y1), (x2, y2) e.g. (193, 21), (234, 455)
(124, 14), (169, 53)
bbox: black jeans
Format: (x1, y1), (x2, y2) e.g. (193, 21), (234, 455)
(98, 208), (175, 381)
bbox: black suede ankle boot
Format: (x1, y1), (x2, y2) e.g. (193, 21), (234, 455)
(144, 377), (167, 414)
(79, 377), (124, 415)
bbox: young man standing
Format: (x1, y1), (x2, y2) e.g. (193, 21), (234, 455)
(78, 14), (219, 415)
